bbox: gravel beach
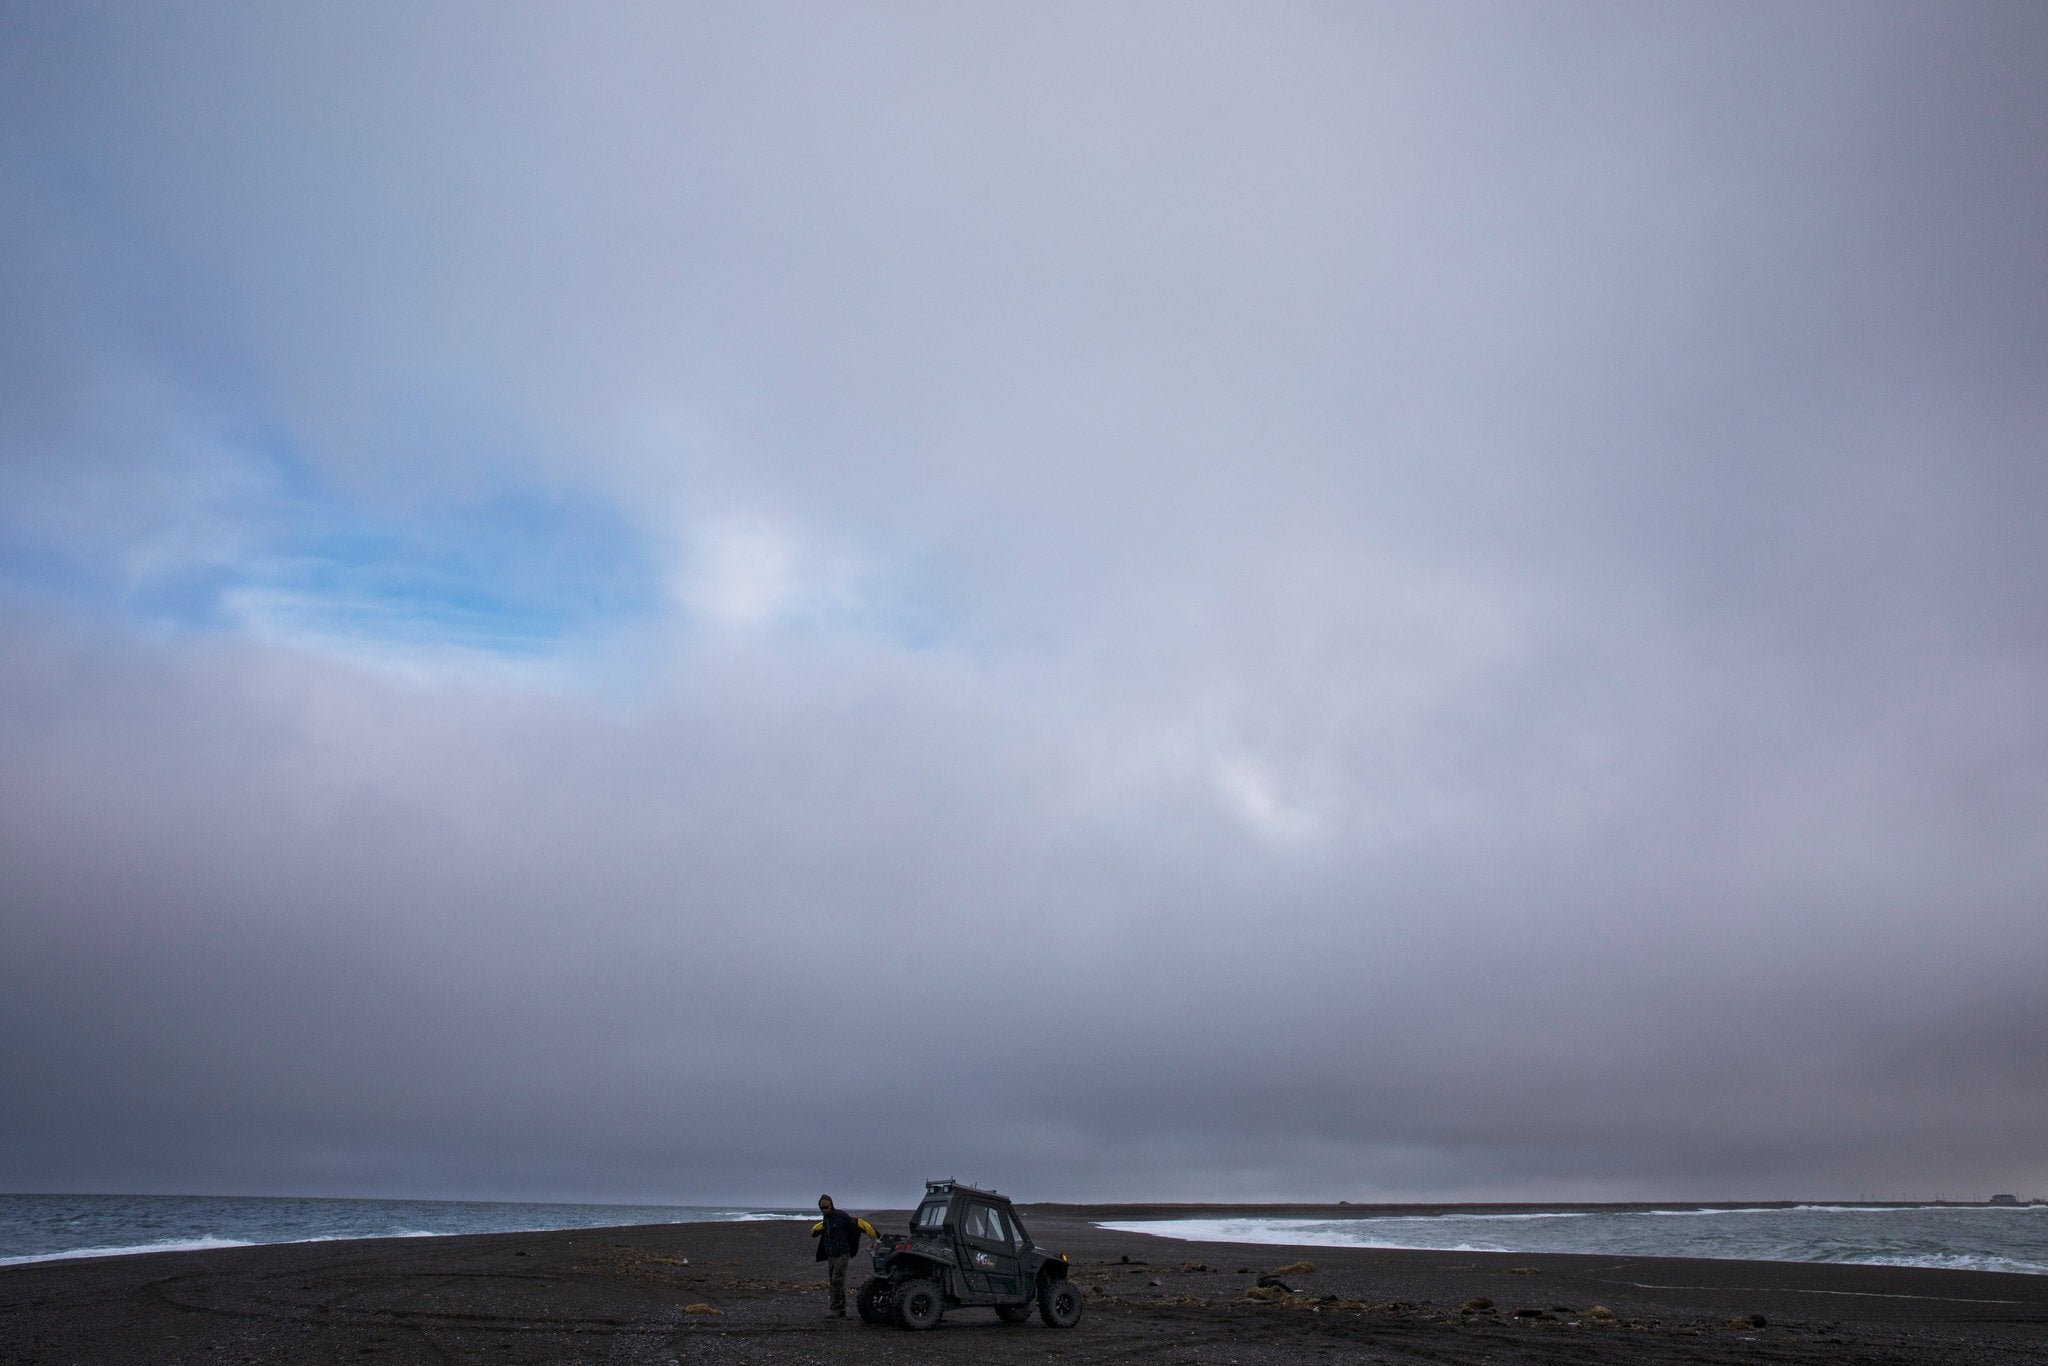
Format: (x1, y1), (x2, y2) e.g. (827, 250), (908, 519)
(4, 1206), (2045, 1364)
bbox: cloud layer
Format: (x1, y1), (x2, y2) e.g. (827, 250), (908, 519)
(3, 2), (2045, 1204)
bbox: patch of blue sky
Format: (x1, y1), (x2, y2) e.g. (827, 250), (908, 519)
(236, 475), (662, 657)
(2, 440), (663, 659)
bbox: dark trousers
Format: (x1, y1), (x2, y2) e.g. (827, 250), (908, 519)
(826, 1253), (851, 1311)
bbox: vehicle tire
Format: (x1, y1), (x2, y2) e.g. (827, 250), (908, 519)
(856, 1277), (892, 1324)
(1037, 1276), (1083, 1328)
(994, 1302), (1031, 1323)
(894, 1277), (943, 1330)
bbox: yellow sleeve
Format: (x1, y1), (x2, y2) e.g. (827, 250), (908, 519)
(810, 1220), (824, 1235)
(858, 1218), (878, 1238)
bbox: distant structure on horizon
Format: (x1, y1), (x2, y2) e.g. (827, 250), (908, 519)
(1987, 1193), (2020, 1206)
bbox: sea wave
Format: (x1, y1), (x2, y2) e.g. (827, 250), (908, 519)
(1097, 1218), (1407, 1249)
(0, 1195), (821, 1264)
(1096, 1208), (2048, 1276)
(1861, 1253), (2048, 1275)
(0, 1235), (255, 1267)
(1782, 1204), (2032, 1216)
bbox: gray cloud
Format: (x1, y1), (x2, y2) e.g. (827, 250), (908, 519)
(3, 2), (2045, 1205)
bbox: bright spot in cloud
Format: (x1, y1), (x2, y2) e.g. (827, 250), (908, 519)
(1215, 754), (1324, 845)
(674, 517), (871, 631)
(681, 520), (798, 625)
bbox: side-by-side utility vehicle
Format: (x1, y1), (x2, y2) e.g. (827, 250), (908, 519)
(857, 1180), (1083, 1330)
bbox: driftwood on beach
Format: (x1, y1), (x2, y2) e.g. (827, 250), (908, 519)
(3, 1208), (2044, 1364)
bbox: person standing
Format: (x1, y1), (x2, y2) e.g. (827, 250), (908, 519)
(810, 1194), (878, 1317)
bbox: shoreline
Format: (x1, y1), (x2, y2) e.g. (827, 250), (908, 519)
(1075, 1200), (2048, 1278)
(1038, 1197), (2048, 1215)
(12, 1196), (2042, 1276)
(7, 1195), (2041, 1267)
(3, 1210), (2045, 1364)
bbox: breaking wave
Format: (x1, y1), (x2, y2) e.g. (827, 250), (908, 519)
(0, 1195), (814, 1265)
(1099, 1204), (2048, 1275)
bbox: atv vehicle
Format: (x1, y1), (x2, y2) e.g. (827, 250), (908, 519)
(857, 1180), (1083, 1330)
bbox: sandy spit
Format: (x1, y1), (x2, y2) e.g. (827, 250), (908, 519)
(3, 1205), (2044, 1364)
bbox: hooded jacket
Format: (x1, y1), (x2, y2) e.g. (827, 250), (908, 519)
(811, 1207), (877, 1260)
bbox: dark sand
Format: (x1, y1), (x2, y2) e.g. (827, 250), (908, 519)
(4, 1205), (2045, 1363)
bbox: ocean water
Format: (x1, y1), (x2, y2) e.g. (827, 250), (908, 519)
(1100, 1204), (2048, 1276)
(0, 1194), (808, 1267)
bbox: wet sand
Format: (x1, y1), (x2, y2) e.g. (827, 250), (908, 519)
(4, 1205), (2045, 1363)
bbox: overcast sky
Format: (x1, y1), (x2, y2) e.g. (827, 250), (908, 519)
(3, 2), (2044, 1208)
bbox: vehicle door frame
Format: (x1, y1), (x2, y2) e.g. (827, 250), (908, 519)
(956, 1196), (1025, 1299)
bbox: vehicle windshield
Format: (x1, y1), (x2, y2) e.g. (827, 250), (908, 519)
(911, 1198), (949, 1232)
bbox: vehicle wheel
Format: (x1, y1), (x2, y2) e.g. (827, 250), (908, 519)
(994, 1302), (1030, 1323)
(1037, 1276), (1083, 1328)
(856, 1277), (892, 1324)
(894, 1277), (943, 1330)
